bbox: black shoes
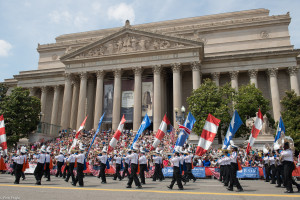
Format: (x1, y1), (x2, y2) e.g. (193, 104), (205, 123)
(179, 188), (184, 190)
(126, 185), (132, 188)
(35, 181), (41, 185)
(167, 186), (172, 190)
(14, 182), (19, 184)
(275, 185), (281, 187)
(46, 179), (50, 181)
(284, 191), (294, 193)
(101, 181), (107, 184)
(136, 186), (142, 189)
(227, 187), (233, 191)
(193, 179), (196, 182)
(237, 188), (244, 192)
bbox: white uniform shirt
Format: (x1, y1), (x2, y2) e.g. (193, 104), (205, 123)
(97, 155), (108, 164)
(139, 155), (147, 164)
(153, 156), (161, 164)
(280, 149), (293, 162)
(223, 156), (231, 165)
(230, 152), (237, 163)
(45, 154), (50, 163)
(269, 156), (275, 165)
(126, 153), (138, 164)
(184, 155), (193, 163)
(263, 156), (269, 165)
(68, 154), (76, 163)
(76, 153), (85, 164)
(35, 153), (46, 164)
(114, 156), (122, 164)
(55, 154), (64, 162)
(179, 155), (184, 165)
(171, 156), (180, 167)
(124, 157), (130, 164)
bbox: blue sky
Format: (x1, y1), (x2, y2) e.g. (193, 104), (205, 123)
(1, 0), (300, 82)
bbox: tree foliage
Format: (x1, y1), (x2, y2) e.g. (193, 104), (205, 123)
(0, 83), (8, 109)
(234, 83), (273, 137)
(187, 79), (235, 144)
(0, 87), (41, 145)
(280, 90), (300, 152)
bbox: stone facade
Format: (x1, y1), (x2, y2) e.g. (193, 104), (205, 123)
(4, 9), (300, 137)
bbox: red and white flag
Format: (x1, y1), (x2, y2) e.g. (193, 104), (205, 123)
(151, 114), (170, 151)
(195, 114), (220, 156)
(108, 115), (126, 153)
(0, 115), (7, 155)
(246, 109), (263, 155)
(69, 115), (88, 153)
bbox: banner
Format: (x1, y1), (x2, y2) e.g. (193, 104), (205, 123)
(121, 91), (134, 122)
(103, 83), (114, 122)
(191, 167), (206, 178)
(142, 81), (153, 119)
(237, 167), (260, 178)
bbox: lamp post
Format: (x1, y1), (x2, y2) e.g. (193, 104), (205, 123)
(37, 112), (43, 133)
(175, 106), (186, 124)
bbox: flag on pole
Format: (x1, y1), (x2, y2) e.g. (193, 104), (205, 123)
(131, 114), (151, 149)
(222, 110), (243, 149)
(195, 114), (220, 156)
(86, 113), (105, 158)
(246, 109), (263, 155)
(151, 114), (170, 150)
(174, 112), (196, 151)
(274, 117), (285, 144)
(0, 115), (7, 155)
(108, 115), (126, 153)
(69, 115), (88, 153)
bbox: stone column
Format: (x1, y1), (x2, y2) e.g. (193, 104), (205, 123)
(86, 75), (96, 130)
(288, 66), (300, 95)
(112, 69), (122, 131)
(40, 86), (48, 122)
(61, 73), (73, 129)
(267, 68), (281, 122)
(211, 72), (220, 86)
(153, 65), (162, 132)
(229, 71), (239, 91)
(77, 72), (88, 128)
(50, 85), (62, 136)
(94, 70), (105, 129)
(172, 63), (182, 128)
(191, 61), (201, 90)
(70, 77), (79, 129)
(248, 69), (258, 87)
(133, 67), (143, 132)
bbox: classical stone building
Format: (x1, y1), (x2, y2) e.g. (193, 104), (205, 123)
(4, 8), (300, 137)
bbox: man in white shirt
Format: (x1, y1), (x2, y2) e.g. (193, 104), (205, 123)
(263, 153), (270, 182)
(45, 148), (51, 181)
(33, 148), (46, 185)
(126, 149), (142, 189)
(139, 151), (147, 185)
(184, 151), (196, 182)
(13, 149), (24, 184)
(227, 146), (243, 192)
(152, 152), (163, 181)
(167, 152), (183, 190)
(97, 150), (108, 183)
(55, 150), (64, 177)
(122, 154), (130, 179)
(65, 149), (76, 184)
(113, 154), (122, 181)
(72, 148), (85, 187)
(268, 151), (276, 184)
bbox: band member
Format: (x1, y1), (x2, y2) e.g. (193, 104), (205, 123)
(12, 149), (24, 184)
(227, 146), (243, 192)
(184, 151), (196, 182)
(55, 150), (64, 177)
(33, 147), (46, 185)
(126, 148), (142, 189)
(139, 150), (147, 185)
(65, 149), (76, 184)
(222, 151), (231, 187)
(275, 149), (284, 188)
(122, 154), (130, 179)
(63, 155), (69, 179)
(280, 142), (300, 193)
(167, 152), (184, 190)
(72, 147), (85, 187)
(113, 153), (122, 181)
(268, 151), (276, 184)
(45, 148), (51, 181)
(152, 151), (163, 181)
(97, 149), (108, 184)
(263, 153), (270, 182)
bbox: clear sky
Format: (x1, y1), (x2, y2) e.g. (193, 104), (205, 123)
(1, 0), (300, 82)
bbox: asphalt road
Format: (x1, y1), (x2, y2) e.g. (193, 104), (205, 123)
(0, 174), (299, 200)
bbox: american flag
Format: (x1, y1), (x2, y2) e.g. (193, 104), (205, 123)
(209, 168), (220, 179)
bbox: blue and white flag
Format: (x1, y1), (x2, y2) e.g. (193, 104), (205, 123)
(222, 110), (243, 149)
(174, 112), (196, 151)
(86, 113), (105, 158)
(274, 117), (285, 143)
(131, 114), (151, 149)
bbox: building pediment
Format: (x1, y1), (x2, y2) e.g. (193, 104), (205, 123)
(60, 27), (203, 63)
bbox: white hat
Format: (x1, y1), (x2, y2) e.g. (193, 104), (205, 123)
(20, 146), (27, 154)
(40, 145), (46, 153)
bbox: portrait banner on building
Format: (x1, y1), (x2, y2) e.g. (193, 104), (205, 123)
(142, 81), (153, 119)
(121, 91), (134, 122)
(103, 83), (114, 122)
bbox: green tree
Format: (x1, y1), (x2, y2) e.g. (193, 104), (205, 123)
(0, 83), (8, 109)
(234, 83), (273, 137)
(0, 87), (41, 145)
(187, 79), (235, 144)
(280, 90), (300, 151)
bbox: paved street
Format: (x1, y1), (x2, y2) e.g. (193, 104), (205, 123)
(0, 174), (299, 200)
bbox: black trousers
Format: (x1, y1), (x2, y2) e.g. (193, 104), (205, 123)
(270, 164), (276, 183)
(56, 162), (63, 177)
(66, 163), (75, 183)
(114, 164), (122, 180)
(14, 164), (23, 183)
(283, 161), (299, 192)
(139, 164), (147, 184)
(223, 165), (231, 186)
(264, 164), (270, 181)
(122, 163), (130, 178)
(74, 163), (84, 186)
(169, 166), (183, 189)
(219, 165), (224, 181)
(153, 163), (162, 181)
(21, 171), (25, 179)
(229, 163), (242, 190)
(127, 163), (141, 187)
(63, 164), (69, 178)
(276, 165), (284, 186)
(34, 163), (44, 182)
(185, 163), (196, 181)
(11, 162), (16, 175)
(45, 163), (50, 180)
(99, 163), (106, 182)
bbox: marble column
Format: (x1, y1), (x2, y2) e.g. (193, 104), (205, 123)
(153, 65), (162, 132)
(94, 70), (105, 129)
(133, 67), (143, 132)
(70, 77), (79, 129)
(40, 86), (48, 122)
(50, 85), (62, 136)
(267, 68), (281, 122)
(191, 61), (201, 90)
(288, 66), (300, 95)
(77, 72), (88, 128)
(172, 63), (182, 128)
(61, 73), (73, 129)
(112, 69), (122, 131)
(248, 69), (258, 87)
(86, 75), (96, 130)
(229, 71), (239, 91)
(211, 72), (220, 86)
